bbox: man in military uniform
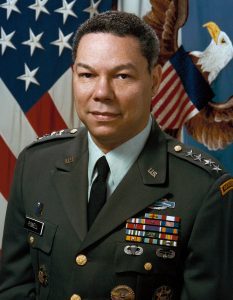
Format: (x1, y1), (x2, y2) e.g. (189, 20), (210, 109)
(0, 11), (233, 300)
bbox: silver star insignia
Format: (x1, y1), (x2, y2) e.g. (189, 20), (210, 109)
(204, 159), (215, 166)
(193, 154), (202, 161)
(212, 165), (222, 173)
(185, 149), (194, 157)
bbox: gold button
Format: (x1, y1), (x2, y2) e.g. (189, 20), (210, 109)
(144, 262), (153, 271)
(70, 294), (81, 300)
(29, 235), (34, 245)
(174, 145), (182, 152)
(75, 254), (87, 266)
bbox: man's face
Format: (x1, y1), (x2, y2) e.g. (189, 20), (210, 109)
(73, 33), (161, 152)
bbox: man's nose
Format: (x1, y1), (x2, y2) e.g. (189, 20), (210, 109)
(93, 77), (114, 101)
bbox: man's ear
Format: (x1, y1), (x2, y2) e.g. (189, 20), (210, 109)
(151, 64), (162, 96)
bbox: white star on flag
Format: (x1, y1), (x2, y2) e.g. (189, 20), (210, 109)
(22, 29), (44, 56)
(0, 0), (21, 20)
(17, 63), (40, 91)
(83, 0), (102, 18)
(0, 27), (16, 55)
(55, 0), (78, 24)
(51, 28), (73, 56)
(28, 0), (50, 21)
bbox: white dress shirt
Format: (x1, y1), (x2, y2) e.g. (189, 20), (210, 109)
(88, 116), (152, 200)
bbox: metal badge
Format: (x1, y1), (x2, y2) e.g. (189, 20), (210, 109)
(153, 285), (173, 300)
(156, 248), (175, 259)
(149, 199), (175, 210)
(111, 285), (135, 300)
(147, 167), (157, 178)
(24, 216), (44, 236)
(64, 156), (74, 164)
(35, 202), (44, 216)
(124, 245), (143, 256)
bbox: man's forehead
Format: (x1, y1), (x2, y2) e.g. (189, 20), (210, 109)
(76, 32), (141, 50)
(75, 61), (137, 71)
(73, 32), (150, 72)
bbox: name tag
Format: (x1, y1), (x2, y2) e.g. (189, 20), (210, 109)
(24, 216), (44, 236)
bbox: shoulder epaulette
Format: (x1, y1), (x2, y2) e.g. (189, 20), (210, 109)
(167, 138), (225, 178)
(27, 128), (79, 149)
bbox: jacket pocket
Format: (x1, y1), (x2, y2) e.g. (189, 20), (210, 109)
(27, 220), (57, 254)
(114, 242), (181, 300)
(27, 220), (58, 300)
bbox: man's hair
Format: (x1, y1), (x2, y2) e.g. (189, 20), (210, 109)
(72, 11), (160, 71)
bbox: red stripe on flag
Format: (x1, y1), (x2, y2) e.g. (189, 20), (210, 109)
(159, 88), (186, 126)
(0, 136), (16, 200)
(161, 64), (173, 81)
(152, 72), (178, 107)
(165, 96), (190, 128)
(153, 79), (181, 118)
(177, 104), (196, 128)
(151, 60), (199, 129)
(26, 92), (67, 137)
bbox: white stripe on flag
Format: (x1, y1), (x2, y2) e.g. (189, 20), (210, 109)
(48, 68), (81, 129)
(0, 192), (7, 249)
(155, 76), (180, 109)
(175, 100), (197, 128)
(155, 83), (183, 124)
(159, 62), (176, 89)
(161, 92), (188, 129)
(0, 79), (37, 157)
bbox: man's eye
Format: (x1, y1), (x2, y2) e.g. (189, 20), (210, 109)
(78, 73), (93, 78)
(116, 74), (129, 79)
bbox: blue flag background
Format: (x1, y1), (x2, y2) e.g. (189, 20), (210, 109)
(182, 0), (233, 174)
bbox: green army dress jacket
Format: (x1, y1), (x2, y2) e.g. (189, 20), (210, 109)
(0, 119), (233, 300)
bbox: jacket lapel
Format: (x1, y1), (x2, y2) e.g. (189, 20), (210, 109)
(78, 121), (170, 252)
(52, 128), (89, 241)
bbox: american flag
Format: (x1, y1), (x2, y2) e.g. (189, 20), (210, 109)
(0, 0), (115, 249)
(151, 46), (214, 130)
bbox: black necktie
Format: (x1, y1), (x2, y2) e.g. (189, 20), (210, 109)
(88, 156), (110, 229)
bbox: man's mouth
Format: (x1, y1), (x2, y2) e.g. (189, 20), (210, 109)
(90, 111), (120, 121)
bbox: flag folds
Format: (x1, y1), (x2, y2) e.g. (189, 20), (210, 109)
(0, 0), (114, 248)
(151, 46), (213, 130)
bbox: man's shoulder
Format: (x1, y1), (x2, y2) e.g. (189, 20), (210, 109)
(166, 135), (225, 178)
(26, 128), (81, 148)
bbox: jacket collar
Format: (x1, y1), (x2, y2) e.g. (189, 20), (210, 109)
(137, 118), (167, 185)
(79, 120), (169, 251)
(52, 127), (89, 241)
(52, 120), (169, 249)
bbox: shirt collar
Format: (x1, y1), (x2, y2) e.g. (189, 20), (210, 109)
(88, 116), (152, 190)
